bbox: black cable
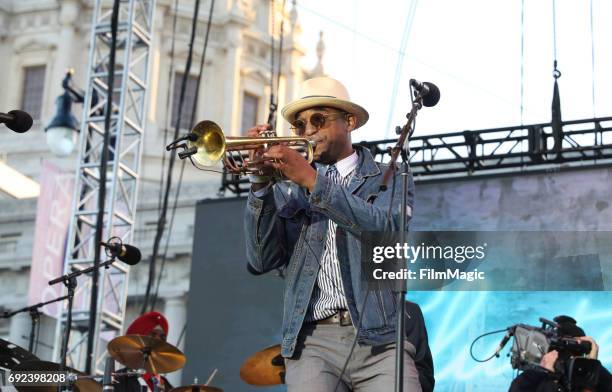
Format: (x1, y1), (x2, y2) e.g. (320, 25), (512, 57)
(268, 0), (276, 128)
(34, 315), (41, 355)
(276, 0), (286, 95)
(469, 328), (509, 363)
(333, 289), (370, 392)
(150, 159), (185, 310)
(149, 0), (215, 312)
(388, 166), (399, 242)
(149, 0), (180, 314)
(177, 323), (187, 347)
(141, 0), (201, 315)
(158, 0), (181, 215)
(384, 0), (418, 139)
(520, 0), (525, 126)
(189, 0), (215, 129)
(266, 0), (287, 129)
(589, 0), (596, 117)
(552, 0), (558, 63)
(86, 0), (120, 373)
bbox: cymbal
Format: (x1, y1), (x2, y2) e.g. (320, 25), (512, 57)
(107, 335), (185, 374)
(240, 344), (285, 386)
(0, 338), (39, 369)
(12, 360), (101, 392)
(170, 385), (223, 392)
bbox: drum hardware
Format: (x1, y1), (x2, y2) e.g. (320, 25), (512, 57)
(168, 367), (223, 392)
(107, 335), (186, 374)
(169, 385), (223, 392)
(240, 344), (285, 386)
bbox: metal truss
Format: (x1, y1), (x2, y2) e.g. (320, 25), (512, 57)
(361, 116), (612, 182)
(219, 116), (612, 194)
(53, 0), (155, 374)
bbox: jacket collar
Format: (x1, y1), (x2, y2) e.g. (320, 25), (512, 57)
(347, 145), (380, 195)
(352, 145), (381, 179)
(314, 145), (380, 179)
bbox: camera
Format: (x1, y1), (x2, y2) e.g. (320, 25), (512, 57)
(510, 317), (599, 391)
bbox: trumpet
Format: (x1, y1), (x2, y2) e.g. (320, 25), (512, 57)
(172, 120), (316, 175)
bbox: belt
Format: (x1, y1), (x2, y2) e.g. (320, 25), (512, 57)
(311, 310), (352, 326)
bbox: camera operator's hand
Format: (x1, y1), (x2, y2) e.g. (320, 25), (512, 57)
(577, 336), (599, 359)
(540, 350), (559, 372)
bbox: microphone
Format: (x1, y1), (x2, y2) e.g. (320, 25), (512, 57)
(178, 146), (198, 159)
(409, 79), (440, 107)
(100, 239), (142, 265)
(103, 356), (115, 392)
(0, 110), (33, 133)
(166, 133), (197, 151)
(494, 326), (515, 357)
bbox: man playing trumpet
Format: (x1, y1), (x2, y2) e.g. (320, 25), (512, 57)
(244, 77), (422, 391)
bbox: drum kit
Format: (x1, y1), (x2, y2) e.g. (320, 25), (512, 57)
(1, 337), (285, 391)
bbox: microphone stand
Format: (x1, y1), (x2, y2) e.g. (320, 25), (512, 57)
(1, 294), (72, 353)
(48, 257), (117, 372)
(376, 89), (426, 392)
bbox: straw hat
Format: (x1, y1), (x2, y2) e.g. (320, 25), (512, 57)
(281, 77), (369, 130)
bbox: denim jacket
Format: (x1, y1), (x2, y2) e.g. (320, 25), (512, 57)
(244, 145), (415, 358)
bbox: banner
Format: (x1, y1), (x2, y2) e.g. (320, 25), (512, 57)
(27, 160), (74, 318)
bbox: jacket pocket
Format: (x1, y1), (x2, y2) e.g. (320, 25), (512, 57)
(374, 286), (389, 325)
(278, 200), (306, 240)
(382, 282), (398, 324)
(280, 203), (309, 290)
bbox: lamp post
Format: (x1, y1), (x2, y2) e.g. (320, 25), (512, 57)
(44, 70), (97, 157)
(45, 90), (79, 157)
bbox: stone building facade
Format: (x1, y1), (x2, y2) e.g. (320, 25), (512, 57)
(0, 0), (321, 383)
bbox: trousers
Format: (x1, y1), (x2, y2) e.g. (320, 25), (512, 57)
(285, 323), (422, 392)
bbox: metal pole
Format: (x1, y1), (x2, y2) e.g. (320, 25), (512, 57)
(28, 309), (40, 353)
(394, 161), (409, 392)
(61, 277), (77, 372)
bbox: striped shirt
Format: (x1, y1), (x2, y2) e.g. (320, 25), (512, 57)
(305, 151), (358, 322)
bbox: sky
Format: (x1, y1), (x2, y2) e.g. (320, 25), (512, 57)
(295, 0), (612, 142)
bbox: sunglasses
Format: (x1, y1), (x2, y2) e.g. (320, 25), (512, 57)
(290, 112), (349, 135)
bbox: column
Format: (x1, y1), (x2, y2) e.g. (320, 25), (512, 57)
(222, 23), (243, 136)
(50, 0), (79, 102)
(164, 294), (187, 386)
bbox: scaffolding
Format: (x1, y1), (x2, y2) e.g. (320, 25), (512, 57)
(220, 116), (612, 194)
(53, 0), (155, 374)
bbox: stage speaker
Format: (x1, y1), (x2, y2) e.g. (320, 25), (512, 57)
(182, 197), (285, 391)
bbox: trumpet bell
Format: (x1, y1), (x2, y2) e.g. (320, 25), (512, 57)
(189, 120), (226, 166)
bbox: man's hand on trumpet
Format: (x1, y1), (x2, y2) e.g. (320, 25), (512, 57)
(264, 145), (317, 192)
(246, 124), (275, 191)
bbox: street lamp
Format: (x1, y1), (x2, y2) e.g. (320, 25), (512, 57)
(44, 69), (94, 157)
(45, 90), (79, 157)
